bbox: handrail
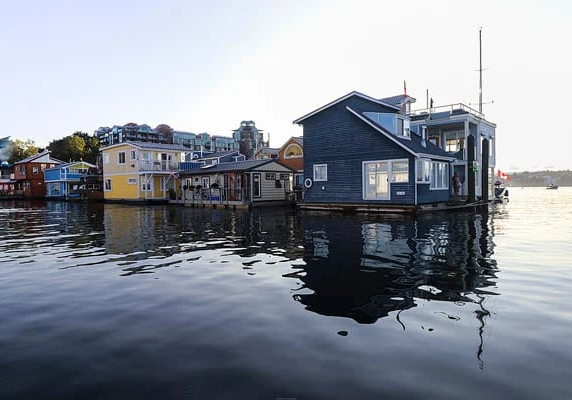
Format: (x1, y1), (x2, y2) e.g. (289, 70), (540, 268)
(409, 103), (484, 119)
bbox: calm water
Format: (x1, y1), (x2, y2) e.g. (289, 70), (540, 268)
(0, 187), (571, 399)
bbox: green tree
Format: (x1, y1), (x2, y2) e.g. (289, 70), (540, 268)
(8, 139), (39, 163)
(47, 131), (100, 164)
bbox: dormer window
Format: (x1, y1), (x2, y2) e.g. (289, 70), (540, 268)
(397, 117), (410, 138)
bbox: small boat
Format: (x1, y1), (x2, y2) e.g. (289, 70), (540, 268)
(494, 180), (509, 201)
(546, 184), (559, 190)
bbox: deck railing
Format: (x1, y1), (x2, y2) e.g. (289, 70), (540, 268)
(409, 103), (484, 119)
(137, 160), (180, 172)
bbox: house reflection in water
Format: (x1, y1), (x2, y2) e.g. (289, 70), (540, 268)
(291, 212), (498, 324)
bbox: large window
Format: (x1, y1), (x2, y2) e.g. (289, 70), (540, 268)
(416, 159), (431, 183)
(430, 162), (449, 189)
(391, 160), (409, 182)
(118, 152), (126, 164)
(313, 164), (327, 181)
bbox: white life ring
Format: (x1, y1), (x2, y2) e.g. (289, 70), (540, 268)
(304, 178), (313, 188)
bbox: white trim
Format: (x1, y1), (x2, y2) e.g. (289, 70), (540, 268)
(313, 164), (328, 182)
(293, 91), (400, 125)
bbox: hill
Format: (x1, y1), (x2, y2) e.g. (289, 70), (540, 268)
(507, 170), (572, 187)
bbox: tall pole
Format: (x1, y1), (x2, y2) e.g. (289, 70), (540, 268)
(479, 27), (483, 115)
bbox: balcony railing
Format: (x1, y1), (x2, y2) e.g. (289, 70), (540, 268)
(137, 160), (179, 171)
(409, 103), (484, 119)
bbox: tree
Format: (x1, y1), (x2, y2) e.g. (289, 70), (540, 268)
(47, 131), (100, 164)
(7, 139), (39, 163)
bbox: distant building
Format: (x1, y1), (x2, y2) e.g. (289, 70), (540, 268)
(13, 150), (64, 198)
(95, 124), (238, 154)
(232, 120), (268, 159)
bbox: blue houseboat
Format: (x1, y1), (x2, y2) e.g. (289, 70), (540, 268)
(293, 91), (456, 212)
(44, 161), (98, 199)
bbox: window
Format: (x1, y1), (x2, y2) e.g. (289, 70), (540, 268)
(19, 165), (26, 175)
(430, 162), (449, 189)
(104, 179), (112, 191)
(32, 166), (39, 175)
(313, 164), (327, 181)
(140, 177), (151, 191)
(363, 161), (389, 200)
(390, 160), (409, 182)
(41, 163), (47, 170)
(396, 118), (410, 138)
(416, 159), (431, 183)
(284, 144), (303, 158)
(253, 173), (261, 198)
(104, 154), (110, 164)
(265, 173), (276, 180)
(118, 152), (126, 164)
(127, 178), (137, 184)
(130, 150), (136, 160)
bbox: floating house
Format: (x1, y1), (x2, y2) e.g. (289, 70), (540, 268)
(13, 150), (64, 198)
(178, 159), (294, 208)
(277, 136), (304, 188)
(408, 102), (496, 199)
(293, 91), (456, 212)
(0, 161), (15, 197)
(44, 161), (97, 199)
(100, 141), (187, 202)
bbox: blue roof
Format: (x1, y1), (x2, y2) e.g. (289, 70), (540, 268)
(348, 107), (454, 161)
(181, 159), (293, 175)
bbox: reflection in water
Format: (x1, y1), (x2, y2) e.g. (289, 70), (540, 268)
(292, 211), (499, 366)
(294, 212), (498, 324)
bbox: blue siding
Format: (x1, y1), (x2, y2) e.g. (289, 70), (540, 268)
(302, 96), (416, 205)
(44, 169), (61, 181)
(416, 184), (450, 204)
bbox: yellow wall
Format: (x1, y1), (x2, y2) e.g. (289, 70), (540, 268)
(104, 174), (140, 200)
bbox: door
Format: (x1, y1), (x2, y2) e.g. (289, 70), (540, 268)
(363, 161), (389, 200)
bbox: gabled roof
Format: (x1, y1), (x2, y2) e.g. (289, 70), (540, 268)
(101, 141), (188, 152)
(14, 150), (65, 165)
(293, 136), (303, 146)
(45, 161), (97, 171)
(181, 159), (293, 175)
(347, 106), (454, 161)
(293, 91), (401, 125)
(379, 94), (417, 107)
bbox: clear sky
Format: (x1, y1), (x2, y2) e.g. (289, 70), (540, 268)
(1, 0), (570, 171)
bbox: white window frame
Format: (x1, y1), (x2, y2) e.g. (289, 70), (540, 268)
(313, 164), (327, 182)
(130, 149), (137, 160)
(416, 159), (431, 183)
(430, 161), (449, 190)
(118, 151), (126, 165)
(103, 153), (110, 164)
(104, 178), (112, 191)
(390, 159), (409, 183)
(140, 177), (152, 191)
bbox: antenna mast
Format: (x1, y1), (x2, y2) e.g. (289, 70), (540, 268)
(479, 27), (483, 114)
